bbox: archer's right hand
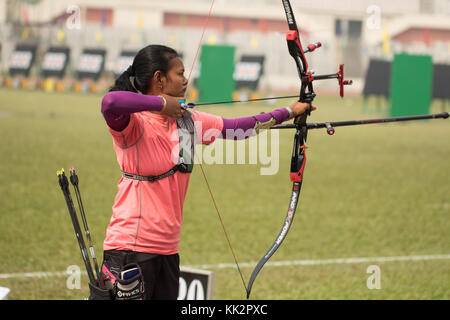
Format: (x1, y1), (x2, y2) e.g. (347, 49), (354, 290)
(159, 94), (187, 119)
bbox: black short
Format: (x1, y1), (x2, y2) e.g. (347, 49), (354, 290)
(102, 250), (180, 300)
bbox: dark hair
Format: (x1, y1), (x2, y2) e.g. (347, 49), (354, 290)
(110, 45), (179, 93)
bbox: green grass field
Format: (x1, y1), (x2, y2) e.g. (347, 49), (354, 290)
(0, 88), (448, 300)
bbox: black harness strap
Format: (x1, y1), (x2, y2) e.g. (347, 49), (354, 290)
(122, 163), (188, 182)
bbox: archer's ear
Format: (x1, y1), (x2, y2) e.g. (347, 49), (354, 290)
(153, 70), (163, 82)
(151, 70), (166, 91)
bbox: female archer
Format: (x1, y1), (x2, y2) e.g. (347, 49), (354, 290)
(99, 44), (311, 300)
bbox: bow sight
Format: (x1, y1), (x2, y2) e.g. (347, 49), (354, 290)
(287, 37), (353, 98)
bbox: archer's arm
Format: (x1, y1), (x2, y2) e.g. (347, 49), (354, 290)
(101, 91), (187, 131)
(101, 91), (165, 131)
(221, 102), (310, 140)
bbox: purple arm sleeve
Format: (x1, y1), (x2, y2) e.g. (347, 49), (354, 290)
(221, 107), (290, 140)
(101, 91), (164, 131)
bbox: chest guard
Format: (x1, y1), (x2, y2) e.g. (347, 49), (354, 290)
(122, 111), (196, 182)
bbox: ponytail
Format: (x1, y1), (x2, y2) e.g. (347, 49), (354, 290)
(109, 66), (138, 93)
(109, 45), (179, 93)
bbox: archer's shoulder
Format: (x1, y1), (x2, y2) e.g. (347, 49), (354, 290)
(189, 110), (223, 132)
(190, 109), (220, 121)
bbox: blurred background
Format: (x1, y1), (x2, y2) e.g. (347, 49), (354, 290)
(0, 0), (449, 301)
(1, 0), (449, 102)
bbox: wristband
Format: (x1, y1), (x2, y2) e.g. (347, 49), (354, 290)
(158, 95), (167, 112)
(285, 106), (294, 118)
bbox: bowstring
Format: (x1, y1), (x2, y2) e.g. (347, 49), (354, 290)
(185, 0), (248, 293)
(186, 0), (214, 84)
(196, 164), (248, 292)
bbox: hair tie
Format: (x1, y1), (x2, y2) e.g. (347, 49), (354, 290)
(129, 76), (142, 94)
(127, 65), (135, 76)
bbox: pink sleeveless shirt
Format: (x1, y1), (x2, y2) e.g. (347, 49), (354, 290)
(103, 110), (223, 255)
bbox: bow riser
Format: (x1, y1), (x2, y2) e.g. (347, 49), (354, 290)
(290, 131), (307, 183)
(287, 30), (308, 75)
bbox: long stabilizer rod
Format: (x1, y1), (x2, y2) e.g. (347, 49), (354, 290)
(271, 112), (449, 135)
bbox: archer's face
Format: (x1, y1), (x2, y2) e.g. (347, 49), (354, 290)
(162, 57), (188, 97)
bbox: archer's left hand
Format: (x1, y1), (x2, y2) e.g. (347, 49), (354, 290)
(289, 101), (316, 118)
